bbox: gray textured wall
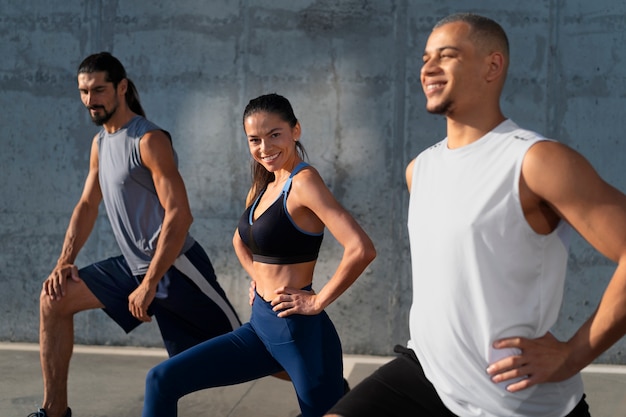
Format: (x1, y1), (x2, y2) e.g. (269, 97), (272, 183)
(2, 1), (626, 362)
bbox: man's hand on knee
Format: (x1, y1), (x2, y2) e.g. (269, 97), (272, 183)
(43, 264), (80, 300)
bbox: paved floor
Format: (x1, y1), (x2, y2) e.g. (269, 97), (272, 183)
(1, 342), (625, 416)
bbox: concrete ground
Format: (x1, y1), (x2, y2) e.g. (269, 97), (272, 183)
(2, 342), (625, 417)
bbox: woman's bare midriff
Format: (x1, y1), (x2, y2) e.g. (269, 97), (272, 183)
(253, 260), (317, 302)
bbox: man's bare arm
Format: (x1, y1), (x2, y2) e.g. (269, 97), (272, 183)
(127, 131), (193, 321)
(44, 135), (102, 300)
(488, 141), (626, 391)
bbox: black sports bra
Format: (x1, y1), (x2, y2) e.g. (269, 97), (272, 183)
(237, 162), (324, 264)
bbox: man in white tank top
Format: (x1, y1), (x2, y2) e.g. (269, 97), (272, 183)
(327, 13), (626, 417)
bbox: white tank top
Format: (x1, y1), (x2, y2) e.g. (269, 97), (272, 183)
(407, 120), (583, 416)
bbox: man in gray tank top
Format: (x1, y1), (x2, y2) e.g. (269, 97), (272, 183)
(29, 53), (241, 417)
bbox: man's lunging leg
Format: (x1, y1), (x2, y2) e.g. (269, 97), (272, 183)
(39, 280), (102, 417)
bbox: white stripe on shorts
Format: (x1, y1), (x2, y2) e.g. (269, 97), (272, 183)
(173, 255), (241, 330)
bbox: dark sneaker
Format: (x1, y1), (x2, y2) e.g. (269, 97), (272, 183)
(27, 407), (71, 417)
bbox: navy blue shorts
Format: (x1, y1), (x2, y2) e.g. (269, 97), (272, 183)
(327, 345), (591, 417)
(79, 242), (241, 356)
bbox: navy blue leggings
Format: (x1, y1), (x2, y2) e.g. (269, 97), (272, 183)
(142, 291), (344, 417)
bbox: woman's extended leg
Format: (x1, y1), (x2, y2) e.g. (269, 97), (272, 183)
(142, 323), (282, 417)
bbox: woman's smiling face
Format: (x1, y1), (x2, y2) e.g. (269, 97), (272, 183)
(244, 111), (301, 173)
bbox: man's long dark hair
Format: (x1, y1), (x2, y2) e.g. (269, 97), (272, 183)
(77, 52), (146, 117)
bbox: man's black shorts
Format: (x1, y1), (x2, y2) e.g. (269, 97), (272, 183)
(327, 345), (591, 417)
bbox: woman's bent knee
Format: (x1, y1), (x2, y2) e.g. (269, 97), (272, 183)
(145, 363), (179, 401)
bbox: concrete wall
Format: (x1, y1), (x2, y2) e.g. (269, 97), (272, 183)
(2, 0), (626, 362)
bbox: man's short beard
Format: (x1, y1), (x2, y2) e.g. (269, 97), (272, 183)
(427, 99), (452, 115)
(90, 105), (116, 126)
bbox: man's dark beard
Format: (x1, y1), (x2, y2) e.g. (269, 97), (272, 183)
(89, 105), (116, 126)
(427, 99), (452, 115)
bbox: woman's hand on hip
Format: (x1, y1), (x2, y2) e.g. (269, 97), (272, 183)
(271, 286), (319, 317)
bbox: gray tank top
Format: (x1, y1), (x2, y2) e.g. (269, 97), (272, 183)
(98, 115), (195, 275)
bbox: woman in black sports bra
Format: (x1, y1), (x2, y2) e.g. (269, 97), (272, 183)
(142, 94), (376, 417)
